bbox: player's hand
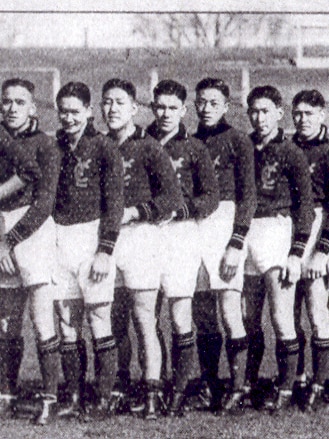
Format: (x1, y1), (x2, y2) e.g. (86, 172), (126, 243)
(219, 246), (242, 283)
(306, 251), (328, 280)
(0, 241), (16, 275)
(280, 254), (302, 286)
(121, 207), (140, 225)
(89, 252), (112, 283)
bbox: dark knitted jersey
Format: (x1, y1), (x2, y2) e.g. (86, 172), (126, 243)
(292, 125), (329, 255)
(54, 121), (124, 255)
(250, 128), (314, 257)
(147, 122), (219, 220)
(108, 126), (183, 222)
(194, 118), (257, 249)
(0, 120), (61, 249)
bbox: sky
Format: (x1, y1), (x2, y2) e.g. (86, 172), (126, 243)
(1, 1), (329, 48)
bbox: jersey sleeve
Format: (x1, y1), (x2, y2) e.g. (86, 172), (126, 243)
(8, 139), (43, 183)
(228, 132), (257, 249)
(5, 136), (61, 249)
(181, 141), (219, 219)
(137, 142), (183, 222)
(97, 137), (124, 255)
(286, 144), (314, 257)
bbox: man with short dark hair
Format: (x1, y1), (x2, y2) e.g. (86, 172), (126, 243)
(192, 77), (257, 412)
(0, 77), (61, 424)
(147, 79), (219, 415)
(244, 85), (314, 411)
(291, 89), (329, 411)
(101, 78), (183, 419)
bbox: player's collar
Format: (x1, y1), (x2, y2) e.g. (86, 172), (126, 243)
(292, 124), (328, 148)
(250, 127), (286, 146)
(195, 117), (231, 140)
(107, 125), (146, 143)
(1, 117), (40, 139)
(147, 121), (188, 142)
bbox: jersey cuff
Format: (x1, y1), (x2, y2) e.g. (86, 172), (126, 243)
(97, 231), (119, 255)
(315, 229), (329, 255)
(227, 224), (249, 250)
(136, 201), (159, 222)
(289, 233), (310, 258)
(175, 203), (190, 220)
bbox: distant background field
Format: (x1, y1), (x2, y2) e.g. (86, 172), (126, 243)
(3, 46), (329, 438)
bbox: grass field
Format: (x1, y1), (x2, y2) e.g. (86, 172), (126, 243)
(2, 46), (329, 438)
(7, 294), (327, 439)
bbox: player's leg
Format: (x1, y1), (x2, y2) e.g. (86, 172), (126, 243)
(131, 289), (163, 419)
(294, 280), (307, 382)
(266, 268), (299, 411)
(0, 287), (27, 416)
(304, 277), (329, 410)
(55, 298), (86, 417)
(193, 288), (221, 407)
(29, 283), (61, 425)
(111, 286), (133, 397)
(86, 301), (117, 416)
(219, 288), (248, 413)
(241, 275), (266, 388)
(168, 297), (194, 416)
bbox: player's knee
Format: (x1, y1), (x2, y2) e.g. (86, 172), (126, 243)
(86, 302), (112, 338)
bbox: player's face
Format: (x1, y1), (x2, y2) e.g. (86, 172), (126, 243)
(1, 85), (36, 132)
(152, 94), (186, 134)
(195, 88), (228, 127)
(248, 98), (283, 139)
(57, 96), (91, 137)
(292, 102), (325, 140)
(101, 87), (137, 131)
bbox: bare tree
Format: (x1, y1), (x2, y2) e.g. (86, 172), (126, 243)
(132, 13), (247, 48)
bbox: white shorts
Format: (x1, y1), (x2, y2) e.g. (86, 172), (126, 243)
(115, 223), (161, 291)
(160, 220), (201, 298)
(196, 201), (245, 292)
(301, 207), (329, 277)
(245, 215), (292, 276)
(55, 220), (116, 304)
(1, 206), (57, 288)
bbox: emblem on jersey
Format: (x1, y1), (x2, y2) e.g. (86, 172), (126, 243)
(122, 158), (135, 187)
(309, 163), (316, 174)
(261, 162), (279, 191)
(170, 157), (184, 180)
(74, 158), (92, 188)
(213, 155), (221, 178)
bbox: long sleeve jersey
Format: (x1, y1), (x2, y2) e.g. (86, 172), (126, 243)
(147, 122), (219, 220)
(250, 128), (314, 257)
(54, 120), (124, 255)
(0, 119), (61, 249)
(292, 124), (329, 255)
(108, 126), (183, 222)
(194, 118), (257, 249)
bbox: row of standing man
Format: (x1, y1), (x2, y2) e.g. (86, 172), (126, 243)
(0, 75), (327, 424)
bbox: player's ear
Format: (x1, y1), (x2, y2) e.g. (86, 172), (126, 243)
(28, 101), (37, 118)
(131, 100), (138, 116)
(151, 101), (156, 116)
(320, 108), (325, 123)
(277, 106), (284, 121)
(86, 104), (92, 118)
(180, 104), (187, 118)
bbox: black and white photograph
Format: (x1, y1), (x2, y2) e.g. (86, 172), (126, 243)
(0, 1), (329, 437)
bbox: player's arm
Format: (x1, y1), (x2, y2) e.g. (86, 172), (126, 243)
(0, 174), (25, 200)
(4, 137), (61, 250)
(220, 133), (257, 282)
(0, 138), (43, 201)
(281, 144), (314, 285)
(90, 138), (124, 282)
(180, 140), (219, 220)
